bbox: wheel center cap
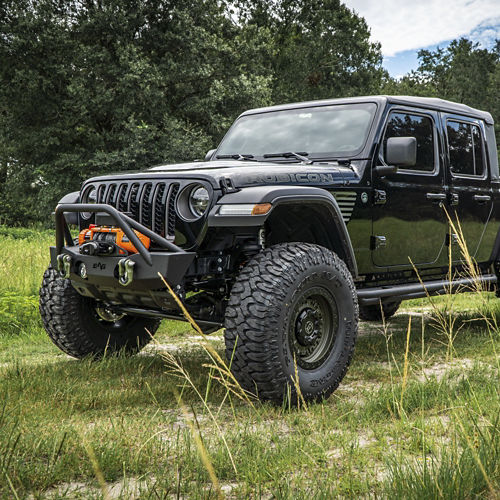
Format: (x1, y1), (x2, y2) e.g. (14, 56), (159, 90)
(305, 321), (314, 335)
(295, 308), (321, 346)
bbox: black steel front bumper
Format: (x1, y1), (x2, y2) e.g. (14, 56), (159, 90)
(52, 203), (195, 293)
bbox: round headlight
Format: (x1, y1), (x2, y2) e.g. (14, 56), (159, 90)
(81, 186), (97, 220)
(189, 186), (210, 217)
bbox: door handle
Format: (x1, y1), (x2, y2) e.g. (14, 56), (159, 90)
(473, 194), (491, 203)
(426, 192), (446, 201)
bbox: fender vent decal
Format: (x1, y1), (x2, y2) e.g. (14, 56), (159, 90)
(332, 191), (357, 223)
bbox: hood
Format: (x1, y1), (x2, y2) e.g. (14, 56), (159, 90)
(85, 160), (362, 190)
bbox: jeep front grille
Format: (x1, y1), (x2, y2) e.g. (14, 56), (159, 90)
(332, 191), (357, 223)
(92, 181), (180, 240)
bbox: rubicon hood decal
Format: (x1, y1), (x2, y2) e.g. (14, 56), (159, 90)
(235, 171), (344, 186)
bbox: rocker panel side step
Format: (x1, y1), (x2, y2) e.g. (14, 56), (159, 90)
(357, 274), (497, 306)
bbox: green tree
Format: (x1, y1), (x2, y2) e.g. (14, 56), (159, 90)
(0, 0), (273, 224)
(382, 38), (499, 105)
(417, 38), (498, 108)
(238, 0), (385, 103)
(0, 0), (394, 225)
(381, 37), (500, 156)
(486, 42), (500, 142)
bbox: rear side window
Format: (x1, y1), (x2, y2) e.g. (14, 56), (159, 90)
(447, 120), (485, 176)
(383, 112), (435, 172)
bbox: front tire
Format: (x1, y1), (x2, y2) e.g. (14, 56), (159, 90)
(39, 267), (160, 358)
(224, 243), (358, 404)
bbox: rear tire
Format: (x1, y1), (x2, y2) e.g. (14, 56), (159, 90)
(224, 243), (358, 405)
(359, 301), (401, 322)
(39, 266), (160, 358)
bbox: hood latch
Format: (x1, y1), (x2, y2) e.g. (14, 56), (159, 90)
(220, 177), (240, 194)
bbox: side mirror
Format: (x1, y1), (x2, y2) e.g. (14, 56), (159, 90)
(386, 136), (417, 167)
(204, 149), (216, 162)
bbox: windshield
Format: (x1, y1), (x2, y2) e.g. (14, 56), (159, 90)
(216, 103), (377, 160)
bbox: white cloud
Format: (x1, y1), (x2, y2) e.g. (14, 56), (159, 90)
(343, 0), (500, 56)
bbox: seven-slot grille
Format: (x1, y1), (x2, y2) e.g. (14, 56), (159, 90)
(332, 191), (357, 223)
(94, 181), (180, 240)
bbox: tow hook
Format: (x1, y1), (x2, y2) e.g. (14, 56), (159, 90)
(118, 258), (135, 286)
(57, 254), (72, 278)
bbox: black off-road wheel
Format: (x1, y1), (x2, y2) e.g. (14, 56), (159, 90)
(359, 300), (401, 322)
(224, 243), (358, 405)
(39, 266), (160, 358)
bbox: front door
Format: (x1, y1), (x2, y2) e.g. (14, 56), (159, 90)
(372, 108), (447, 268)
(443, 115), (495, 264)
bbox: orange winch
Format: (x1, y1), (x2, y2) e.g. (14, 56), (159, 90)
(79, 225), (150, 255)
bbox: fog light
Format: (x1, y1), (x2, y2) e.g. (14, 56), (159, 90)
(79, 263), (88, 279)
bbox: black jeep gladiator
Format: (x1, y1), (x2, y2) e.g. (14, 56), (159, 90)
(40, 95), (499, 404)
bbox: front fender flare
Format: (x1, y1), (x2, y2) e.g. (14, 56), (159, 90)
(207, 186), (357, 276)
(57, 191), (80, 225)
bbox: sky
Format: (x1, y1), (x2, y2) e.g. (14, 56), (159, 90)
(343, 0), (500, 78)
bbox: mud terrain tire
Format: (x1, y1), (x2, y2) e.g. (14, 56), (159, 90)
(39, 266), (160, 358)
(224, 243), (358, 404)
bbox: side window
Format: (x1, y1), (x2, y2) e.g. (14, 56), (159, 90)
(447, 120), (485, 176)
(383, 112), (435, 172)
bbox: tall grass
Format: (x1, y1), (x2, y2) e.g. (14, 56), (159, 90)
(0, 225), (498, 497)
(0, 228), (53, 296)
(0, 228), (53, 336)
(387, 414), (499, 499)
(382, 210), (500, 497)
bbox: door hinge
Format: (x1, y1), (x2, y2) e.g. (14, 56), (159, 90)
(445, 233), (459, 246)
(450, 193), (459, 206)
(374, 189), (386, 205)
(371, 235), (387, 250)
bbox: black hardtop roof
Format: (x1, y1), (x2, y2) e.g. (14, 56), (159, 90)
(240, 95), (494, 125)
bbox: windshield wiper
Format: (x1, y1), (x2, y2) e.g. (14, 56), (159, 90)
(263, 152), (313, 164)
(216, 154), (259, 162)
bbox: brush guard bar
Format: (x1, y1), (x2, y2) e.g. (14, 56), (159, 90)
(55, 203), (185, 266)
(52, 203), (195, 292)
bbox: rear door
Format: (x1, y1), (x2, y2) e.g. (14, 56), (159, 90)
(443, 115), (495, 263)
(371, 107), (447, 268)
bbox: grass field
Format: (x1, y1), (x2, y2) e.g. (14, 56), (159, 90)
(0, 227), (499, 499)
